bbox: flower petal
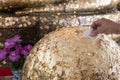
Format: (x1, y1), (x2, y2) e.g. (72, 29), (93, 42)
(0, 50), (7, 60)
(8, 51), (20, 62)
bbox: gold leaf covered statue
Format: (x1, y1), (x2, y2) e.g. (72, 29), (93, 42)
(22, 27), (120, 80)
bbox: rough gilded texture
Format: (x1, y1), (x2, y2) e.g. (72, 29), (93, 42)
(0, 15), (38, 28)
(39, 12), (120, 27)
(0, 0), (65, 11)
(0, 12), (120, 49)
(38, 12), (120, 38)
(64, 0), (119, 12)
(16, 0), (119, 15)
(22, 27), (120, 80)
(110, 34), (120, 46)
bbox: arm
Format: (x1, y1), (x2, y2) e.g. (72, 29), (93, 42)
(90, 18), (120, 36)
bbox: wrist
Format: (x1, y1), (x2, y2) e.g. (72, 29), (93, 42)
(115, 24), (120, 34)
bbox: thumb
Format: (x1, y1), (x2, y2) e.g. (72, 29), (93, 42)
(90, 27), (103, 36)
(90, 30), (98, 36)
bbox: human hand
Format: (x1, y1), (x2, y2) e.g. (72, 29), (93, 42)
(90, 18), (120, 36)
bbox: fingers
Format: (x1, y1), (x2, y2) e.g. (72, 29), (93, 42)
(91, 19), (102, 29)
(90, 27), (104, 36)
(90, 18), (106, 36)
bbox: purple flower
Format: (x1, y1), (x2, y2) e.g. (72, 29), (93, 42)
(11, 35), (21, 43)
(4, 48), (10, 53)
(0, 34), (33, 64)
(5, 35), (21, 48)
(8, 50), (20, 62)
(0, 49), (7, 60)
(25, 44), (32, 51)
(5, 39), (16, 48)
(21, 44), (32, 57)
(15, 45), (22, 53)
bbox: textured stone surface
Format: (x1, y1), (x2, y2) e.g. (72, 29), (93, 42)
(0, 11), (120, 49)
(0, 0), (65, 11)
(38, 12), (120, 38)
(0, 15), (39, 28)
(22, 27), (120, 80)
(16, 0), (119, 15)
(110, 34), (120, 46)
(39, 11), (120, 26)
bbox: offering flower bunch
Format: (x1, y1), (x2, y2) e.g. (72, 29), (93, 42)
(0, 35), (32, 70)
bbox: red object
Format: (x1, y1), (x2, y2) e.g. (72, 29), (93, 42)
(0, 67), (13, 76)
